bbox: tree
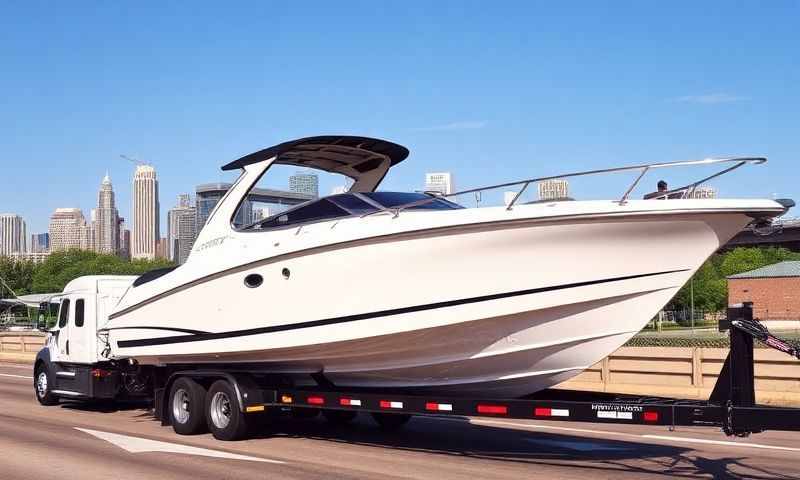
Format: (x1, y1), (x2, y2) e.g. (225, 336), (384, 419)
(0, 256), (37, 296)
(669, 246), (800, 312)
(30, 250), (173, 293)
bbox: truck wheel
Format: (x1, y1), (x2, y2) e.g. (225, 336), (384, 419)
(322, 409), (357, 425)
(206, 380), (249, 441)
(371, 413), (412, 430)
(169, 377), (208, 435)
(34, 364), (58, 406)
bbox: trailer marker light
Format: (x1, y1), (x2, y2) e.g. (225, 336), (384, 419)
(91, 368), (113, 378)
(307, 396), (325, 405)
(281, 395), (293, 404)
(643, 411), (659, 422)
(425, 402), (453, 412)
(379, 400), (404, 409)
(534, 408), (570, 417)
(477, 404), (508, 415)
(246, 405), (265, 413)
(339, 398), (362, 407)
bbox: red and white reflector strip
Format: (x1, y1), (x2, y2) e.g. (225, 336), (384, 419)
(596, 410), (633, 420)
(425, 402), (453, 412)
(643, 411), (659, 422)
(307, 396), (325, 405)
(534, 407), (570, 418)
(477, 404), (508, 415)
(379, 400), (404, 409)
(339, 398), (362, 407)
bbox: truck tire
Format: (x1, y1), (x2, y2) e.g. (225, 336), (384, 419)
(34, 364), (58, 406)
(206, 379), (249, 441)
(322, 409), (357, 425)
(169, 377), (208, 435)
(371, 413), (411, 430)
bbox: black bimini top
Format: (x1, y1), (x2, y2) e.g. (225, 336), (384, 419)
(221, 135), (409, 173)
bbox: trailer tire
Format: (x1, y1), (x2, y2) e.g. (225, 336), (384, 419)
(322, 409), (357, 425)
(34, 363), (58, 406)
(206, 380), (249, 441)
(169, 377), (208, 435)
(371, 413), (411, 430)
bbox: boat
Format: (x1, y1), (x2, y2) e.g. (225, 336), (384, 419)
(101, 135), (793, 398)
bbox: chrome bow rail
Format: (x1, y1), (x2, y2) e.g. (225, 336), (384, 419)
(367, 156), (767, 218)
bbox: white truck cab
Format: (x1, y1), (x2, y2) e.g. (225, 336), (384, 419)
(35, 276), (136, 403)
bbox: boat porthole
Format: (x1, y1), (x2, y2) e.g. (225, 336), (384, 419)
(244, 274), (263, 288)
(282, 268), (290, 280)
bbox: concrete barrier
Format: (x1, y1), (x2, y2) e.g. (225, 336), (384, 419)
(0, 331), (45, 363)
(2, 332), (798, 406)
(557, 346), (800, 407)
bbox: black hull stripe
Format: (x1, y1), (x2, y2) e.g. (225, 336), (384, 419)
(117, 269), (688, 349)
(102, 326), (209, 335)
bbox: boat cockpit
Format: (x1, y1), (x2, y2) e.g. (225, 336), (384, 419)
(240, 192), (462, 231)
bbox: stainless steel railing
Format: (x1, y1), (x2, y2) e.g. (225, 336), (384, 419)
(366, 156), (766, 218)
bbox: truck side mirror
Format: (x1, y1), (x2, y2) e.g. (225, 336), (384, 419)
(36, 303), (49, 332)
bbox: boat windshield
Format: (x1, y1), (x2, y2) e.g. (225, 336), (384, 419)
(241, 192), (461, 230)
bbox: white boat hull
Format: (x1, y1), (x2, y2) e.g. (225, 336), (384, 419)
(105, 207), (753, 397)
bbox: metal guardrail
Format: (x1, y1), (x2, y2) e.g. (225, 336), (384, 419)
(368, 156), (767, 218)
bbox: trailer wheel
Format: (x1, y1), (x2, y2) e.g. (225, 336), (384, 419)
(371, 413), (411, 430)
(322, 409), (357, 425)
(206, 380), (249, 441)
(169, 377), (208, 435)
(34, 364), (58, 406)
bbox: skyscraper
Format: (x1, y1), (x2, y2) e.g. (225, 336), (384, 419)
(49, 208), (87, 251)
(118, 219), (131, 260)
(30, 233), (49, 253)
(132, 165), (159, 260)
(425, 172), (455, 196)
(96, 173), (119, 254)
(0, 214), (27, 256)
(289, 172), (319, 198)
(168, 194), (197, 264)
(537, 179), (570, 201)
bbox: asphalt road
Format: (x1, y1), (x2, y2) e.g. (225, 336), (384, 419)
(2, 362), (799, 480)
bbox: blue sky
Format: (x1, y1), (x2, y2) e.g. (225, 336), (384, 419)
(1, 2), (798, 232)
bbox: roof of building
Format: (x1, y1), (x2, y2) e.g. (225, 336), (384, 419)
(727, 261), (800, 279)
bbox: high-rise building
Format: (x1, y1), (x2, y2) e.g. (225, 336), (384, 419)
(156, 237), (169, 260)
(425, 172), (455, 196)
(30, 233), (49, 253)
(195, 183), (311, 234)
(537, 179), (570, 201)
(95, 173), (119, 254)
(168, 194), (197, 264)
(289, 172), (319, 198)
(131, 165), (160, 260)
(0, 214), (27, 256)
(49, 208), (87, 251)
(118, 219), (131, 260)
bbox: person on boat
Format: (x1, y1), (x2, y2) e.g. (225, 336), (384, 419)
(644, 180), (669, 199)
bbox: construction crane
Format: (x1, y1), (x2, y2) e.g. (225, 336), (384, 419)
(120, 154), (152, 167)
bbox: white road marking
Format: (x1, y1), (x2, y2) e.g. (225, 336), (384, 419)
(524, 438), (631, 452)
(75, 428), (285, 464)
(643, 435), (800, 453)
(0, 373), (32, 380)
(428, 417), (798, 454)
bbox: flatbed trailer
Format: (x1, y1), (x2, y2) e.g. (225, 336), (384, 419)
(145, 303), (800, 440)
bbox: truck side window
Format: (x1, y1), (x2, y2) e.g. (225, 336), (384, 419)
(75, 299), (85, 327)
(58, 299), (70, 329)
